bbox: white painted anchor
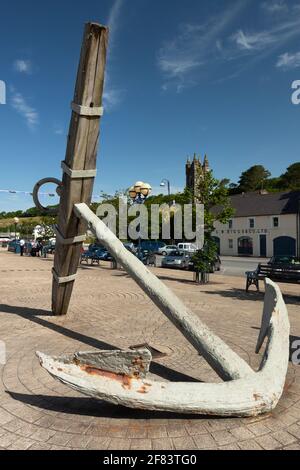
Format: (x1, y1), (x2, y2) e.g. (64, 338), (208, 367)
(37, 203), (290, 417)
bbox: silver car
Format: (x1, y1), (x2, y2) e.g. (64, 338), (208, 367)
(161, 251), (190, 269)
(158, 245), (178, 256)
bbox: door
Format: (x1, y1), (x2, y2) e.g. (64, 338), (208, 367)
(273, 237), (296, 256)
(259, 235), (267, 257)
(212, 236), (220, 255)
(238, 237), (253, 256)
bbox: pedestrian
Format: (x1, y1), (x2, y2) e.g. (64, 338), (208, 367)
(19, 239), (25, 256)
(37, 240), (43, 257)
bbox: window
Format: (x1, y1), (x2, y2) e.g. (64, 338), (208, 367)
(249, 218), (255, 229)
(228, 220), (233, 229)
(273, 217), (279, 228)
(229, 239), (233, 249)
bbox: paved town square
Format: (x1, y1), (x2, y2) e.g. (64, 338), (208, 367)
(0, 248), (299, 450)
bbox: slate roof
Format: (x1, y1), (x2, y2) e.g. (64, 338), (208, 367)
(214, 191), (300, 217)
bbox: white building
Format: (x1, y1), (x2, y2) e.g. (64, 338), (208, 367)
(212, 191), (300, 258)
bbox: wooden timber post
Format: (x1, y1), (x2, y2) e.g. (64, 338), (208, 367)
(52, 23), (108, 315)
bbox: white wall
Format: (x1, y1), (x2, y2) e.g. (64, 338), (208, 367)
(213, 214), (297, 257)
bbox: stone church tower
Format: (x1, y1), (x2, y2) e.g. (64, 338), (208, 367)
(186, 153), (210, 201)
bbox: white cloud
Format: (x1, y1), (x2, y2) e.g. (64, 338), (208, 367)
(276, 51), (300, 68)
(107, 0), (123, 48)
(53, 124), (64, 135)
(228, 15), (300, 65)
(232, 30), (275, 50)
(173, 2), (300, 81)
(261, 1), (288, 14)
(11, 90), (39, 129)
(151, 185), (184, 196)
(13, 59), (32, 74)
(103, 86), (124, 109)
(159, 57), (202, 79)
(103, 0), (125, 110)
(157, 2), (247, 91)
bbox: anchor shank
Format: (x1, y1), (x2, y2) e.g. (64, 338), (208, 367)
(74, 203), (254, 381)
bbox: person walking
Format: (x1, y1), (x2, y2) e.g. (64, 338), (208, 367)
(36, 240), (43, 257)
(19, 239), (25, 257)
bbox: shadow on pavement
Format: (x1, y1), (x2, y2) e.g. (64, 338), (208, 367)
(251, 326), (300, 364)
(202, 288), (300, 305)
(6, 390), (222, 420)
(0, 304), (201, 383)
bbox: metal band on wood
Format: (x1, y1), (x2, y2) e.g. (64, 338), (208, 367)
(71, 102), (104, 117)
(52, 268), (77, 284)
(61, 161), (97, 179)
(54, 225), (86, 245)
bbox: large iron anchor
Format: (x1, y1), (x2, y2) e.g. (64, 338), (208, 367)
(37, 203), (290, 417)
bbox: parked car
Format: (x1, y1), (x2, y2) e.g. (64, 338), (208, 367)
(96, 249), (113, 261)
(177, 242), (197, 253)
(136, 249), (151, 264)
(158, 245), (178, 256)
(7, 239), (33, 254)
(42, 241), (56, 255)
(140, 240), (166, 253)
(161, 250), (190, 269)
(89, 243), (105, 252)
(188, 254), (221, 273)
(7, 239), (20, 252)
(81, 247), (113, 264)
(268, 255), (300, 266)
(123, 242), (136, 253)
(0, 237), (11, 247)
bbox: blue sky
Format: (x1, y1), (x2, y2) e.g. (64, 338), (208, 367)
(0, 0), (300, 211)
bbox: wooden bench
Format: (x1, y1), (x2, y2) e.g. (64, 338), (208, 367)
(80, 250), (101, 265)
(246, 263), (300, 292)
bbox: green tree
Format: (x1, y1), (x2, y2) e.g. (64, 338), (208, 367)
(191, 236), (217, 273)
(279, 163), (300, 190)
(238, 165), (271, 192)
(196, 169), (234, 233)
(189, 169), (233, 282)
(265, 177), (283, 192)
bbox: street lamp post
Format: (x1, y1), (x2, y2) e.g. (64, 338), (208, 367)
(13, 217), (19, 240)
(160, 179), (171, 205)
(128, 181), (152, 259)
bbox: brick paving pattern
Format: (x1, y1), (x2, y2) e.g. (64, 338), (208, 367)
(0, 248), (299, 450)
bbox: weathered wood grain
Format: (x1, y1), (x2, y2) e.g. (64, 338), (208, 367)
(52, 23), (108, 315)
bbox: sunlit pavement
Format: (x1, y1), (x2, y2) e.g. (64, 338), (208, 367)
(0, 248), (299, 450)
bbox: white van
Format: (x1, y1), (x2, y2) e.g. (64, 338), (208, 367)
(177, 243), (197, 253)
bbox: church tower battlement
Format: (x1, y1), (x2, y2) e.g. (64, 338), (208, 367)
(185, 153), (210, 201)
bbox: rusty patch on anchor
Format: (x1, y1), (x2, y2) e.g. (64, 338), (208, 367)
(80, 364), (132, 390)
(131, 356), (145, 371)
(253, 393), (263, 402)
(137, 383), (152, 394)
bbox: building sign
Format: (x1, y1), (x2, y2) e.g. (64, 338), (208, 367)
(214, 229), (269, 235)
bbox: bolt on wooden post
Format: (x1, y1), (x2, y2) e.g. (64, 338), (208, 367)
(52, 23), (108, 315)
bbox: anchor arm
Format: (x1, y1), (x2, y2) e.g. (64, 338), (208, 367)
(74, 203), (254, 381)
(36, 278), (290, 417)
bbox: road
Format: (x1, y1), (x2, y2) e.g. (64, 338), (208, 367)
(218, 256), (268, 277)
(155, 254), (267, 277)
